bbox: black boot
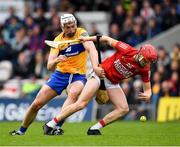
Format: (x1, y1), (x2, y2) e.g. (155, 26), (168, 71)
(42, 124), (63, 135)
(87, 128), (102, 135)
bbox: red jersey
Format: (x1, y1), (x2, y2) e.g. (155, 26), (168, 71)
(101, 41), (150, 84)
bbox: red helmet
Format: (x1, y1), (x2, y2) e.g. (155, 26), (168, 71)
(139, 44), (157, 63)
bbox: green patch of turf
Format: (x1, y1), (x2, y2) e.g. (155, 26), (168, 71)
(0, 121), (179, 146)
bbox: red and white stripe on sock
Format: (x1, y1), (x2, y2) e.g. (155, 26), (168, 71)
(90, 119), (105, 130)
(46, 117), (59, 129)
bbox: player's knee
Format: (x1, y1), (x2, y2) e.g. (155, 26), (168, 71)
(117, 105), (129, 115)
(31, 101), (43, 111)
(121, 106), (129, 114)
(123, 106), (129, 114)
(68, 89), (80, 101)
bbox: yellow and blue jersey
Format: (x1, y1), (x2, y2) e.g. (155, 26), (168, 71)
(50, 27), (88, 74)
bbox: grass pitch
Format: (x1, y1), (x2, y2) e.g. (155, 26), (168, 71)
(0, 121), (179, 146)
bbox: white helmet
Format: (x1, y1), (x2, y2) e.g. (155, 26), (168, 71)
(60, 14), (77, 27)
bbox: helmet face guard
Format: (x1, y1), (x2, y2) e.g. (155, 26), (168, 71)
(136, 51), (149, 67)
(137, 45), (157, 67)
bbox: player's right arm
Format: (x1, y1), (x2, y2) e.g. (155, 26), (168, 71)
(47, 50), (67, 71)
(79, 35), (118, 48)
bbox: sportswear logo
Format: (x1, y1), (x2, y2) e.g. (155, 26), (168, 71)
(114, 59), (133, 78)
(65, 46), (72, 52)
(47, 78), (51, 82)
(65, 51), (79, 57)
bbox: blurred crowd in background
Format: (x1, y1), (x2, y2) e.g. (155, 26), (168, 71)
(0, 0), (179, 120)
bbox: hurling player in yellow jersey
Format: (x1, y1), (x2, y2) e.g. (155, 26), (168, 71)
(10, 14), (103, 135)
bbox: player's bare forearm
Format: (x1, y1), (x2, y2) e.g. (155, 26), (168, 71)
(47, 54), (67, 71)
(138, 82), (152, 102)
(80, 35), (118, 47)
(83, 41), (105, 77)
(83, 41), (99, 69)
(47, 60), (57, 71)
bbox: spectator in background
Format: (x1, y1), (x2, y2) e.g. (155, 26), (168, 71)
(156, 46), (170, 69)
(111, 4), (125, 28)
(168, 72), (180, 96)
(46, 15), (61, 40)
(59, 0), (71, 11)
(151, 71), (161, 105)
(170, 43), (180, 61)
(21, 76), (41, 98)
(162, 5), (180, 30)
(121, 80), (132, 103)
(146, 18), (161, 39)
(34, 8), (48, 32)
(123, 0), (132, 11)
(121, 17), (133, 41)
(109, 23), (121, 40)
(126, 23), (145, 46)
(0, 35), (12, 61)
(23, 3), (32, 18)
(28, 25), (45, 53)
(3, 16), (22, 44)
(169, 60), (180, 76)
(154, 4), (163, 29)
(34, 51), (48, 78)
(131, 79), (144, 105)
(11, 27), (29, 58)
(126, 9), (135, 20)
(32, 0), (48, 12)
(177, 0), (180, 15)
(48, 7), (59, 19)
(24, 15), (36, 36)
(162, 0), (171, 16)
(140, 0), (155, 21)
(13, 51), (34, 78)
(156, 64), (169, 81)
(90, 23), (100, 36)
(47, 0), (59, 10)
(130, 1), (139, 16)
(159, 80), (172, 97)
(96, 0), (111, 11)
(4, 7), (20, 27)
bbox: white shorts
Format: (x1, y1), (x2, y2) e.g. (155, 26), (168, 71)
(90, 72), (120, 89)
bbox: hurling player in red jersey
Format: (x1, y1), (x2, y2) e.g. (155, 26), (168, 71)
(44, 35), (157, 135)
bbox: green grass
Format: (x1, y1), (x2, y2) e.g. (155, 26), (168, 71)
(0, 121), (179, 146)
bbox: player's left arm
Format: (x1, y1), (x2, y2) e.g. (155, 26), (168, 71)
(80, 35), (118, 48)
(83, 41), (105, 77)
(81, 32), (105, 77)
(138, 82), (152, 103)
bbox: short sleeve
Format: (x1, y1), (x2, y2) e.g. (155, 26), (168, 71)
(115, 41), (131, 53)
(49, 35), (61, 54)
(79, 28), (89, 37)
(141, 70), (150, 83)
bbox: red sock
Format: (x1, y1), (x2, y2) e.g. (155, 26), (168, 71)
(99, 120), (105, 127)
(53, 117), (59, 123)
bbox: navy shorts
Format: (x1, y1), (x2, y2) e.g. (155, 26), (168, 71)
(46, 70), (87, 95)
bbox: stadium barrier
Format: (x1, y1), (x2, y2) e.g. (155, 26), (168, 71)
(136, 24), (180, 52)
(157, 97), (180, 122)
(0, 98), (97, 122)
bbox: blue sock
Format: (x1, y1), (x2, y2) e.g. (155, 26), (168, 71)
(19, 126), (27, 133)
(56, 119), (65, 128)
